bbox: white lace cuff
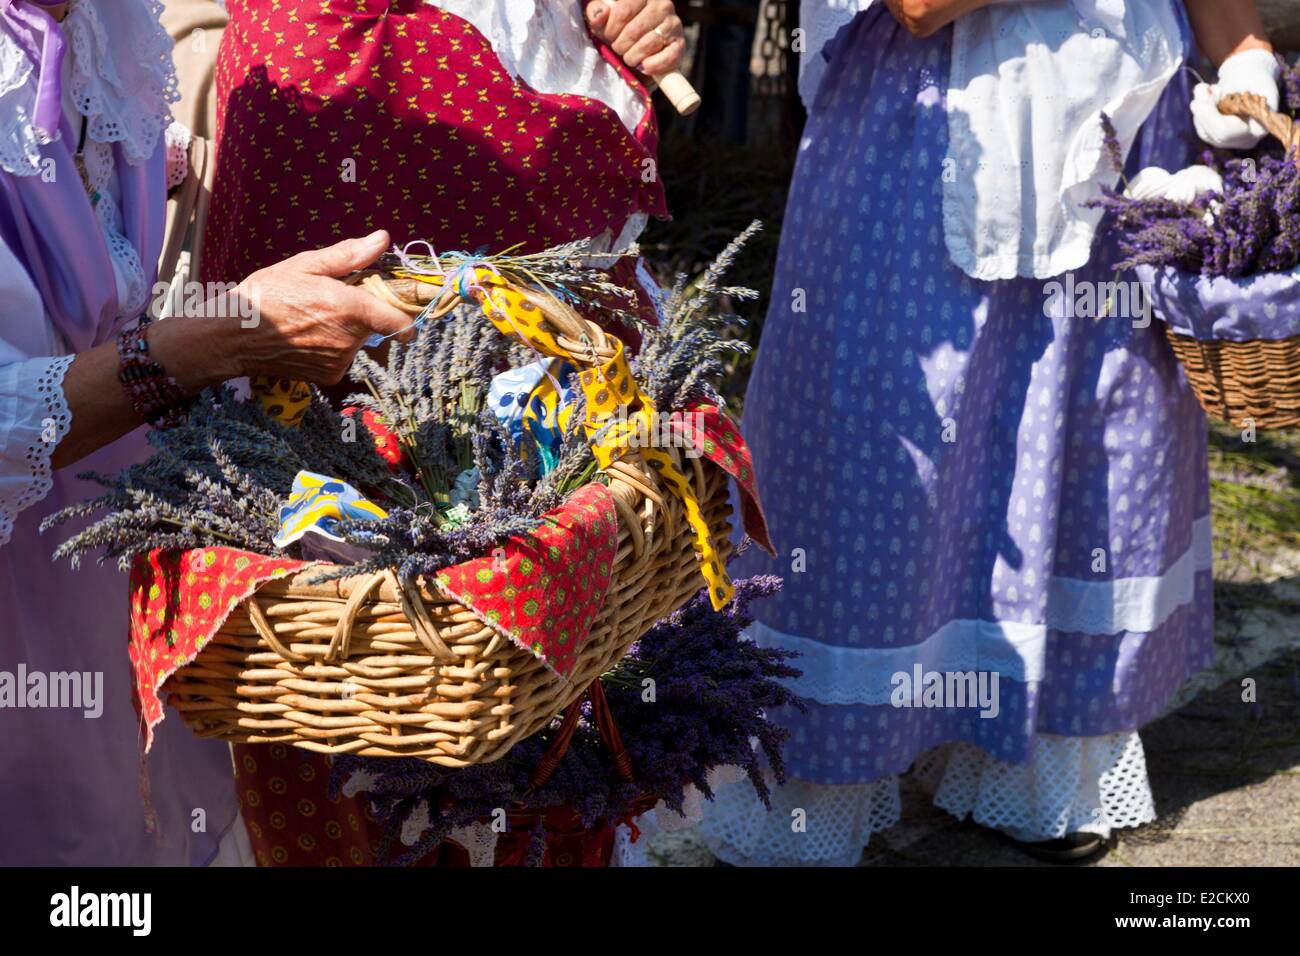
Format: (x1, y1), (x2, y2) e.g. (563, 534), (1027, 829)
(0, 355), (74, 546)
(165, 120), (191, 191)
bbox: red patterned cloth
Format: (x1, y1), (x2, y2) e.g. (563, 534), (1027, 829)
(202, 0), (667, 286)
(129, 484), (619, 745)
(233, 742), (378, 866)
(433, 483), (617, 677)
(128, 548), (308, 749)
(679, 403), (775, 557)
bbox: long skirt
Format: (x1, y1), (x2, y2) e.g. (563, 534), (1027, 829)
(700, 7), (1213, 866)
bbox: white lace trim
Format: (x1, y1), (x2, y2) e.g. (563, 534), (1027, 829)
(164, 119), (190, 191)
(0, 355), (74, 548)
(699, 768), (900, 867)
(64, 0), (178, 165)
(919, 731), (1156, 842)
(795, 0), (878, 109)
(698, 731), (1154, 864)
(0, 0), (177, 176)
(430, 0), (648, 137)
(446, 821), (500, 868)
(755, 516), (1211, 706)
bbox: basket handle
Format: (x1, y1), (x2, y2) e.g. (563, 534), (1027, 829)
(355, 273), (622, 373)
(527, 679), (635, 792)
(324, 569), (457, 665)
(1217, 92), (1300, 154)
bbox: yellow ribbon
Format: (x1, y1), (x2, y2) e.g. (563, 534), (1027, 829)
(257, 266), (734, 610)
(411, 268), (735, 610)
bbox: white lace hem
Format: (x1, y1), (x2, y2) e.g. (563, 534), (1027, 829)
(699, 770), (900, 867)
(754, 516), (1211, 706)
(919, 731), (1156, 842)
(0, 355), (74, 548)
(610, 782), (712, 867)
(697, 731), (1153, 865)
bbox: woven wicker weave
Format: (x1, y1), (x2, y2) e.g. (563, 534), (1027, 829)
(1164, 328), (1300, 428)
(166, 277), (734, 766)
(1151, 92), (1300, 430)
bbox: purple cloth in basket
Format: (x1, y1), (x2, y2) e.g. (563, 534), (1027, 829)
(1138, 264), (1300, 342)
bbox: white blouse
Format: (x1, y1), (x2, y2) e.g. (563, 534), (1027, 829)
(797, 0), (1186, 281)
(0, 0), (177, 545)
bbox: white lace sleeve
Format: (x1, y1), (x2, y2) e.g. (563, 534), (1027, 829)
(165, 120), (191, 191)
(0, 355), (74, 546)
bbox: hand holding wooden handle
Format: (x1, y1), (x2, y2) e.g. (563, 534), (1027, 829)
(1218, 92), (1300, 153)
(656, 70), (701, 116)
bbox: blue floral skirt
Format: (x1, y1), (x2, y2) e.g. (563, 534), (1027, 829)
(730, 7), (1212, 786)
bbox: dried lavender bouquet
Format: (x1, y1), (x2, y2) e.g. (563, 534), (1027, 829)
(44, 227), (761, 576)
(633, 220), (761, 412)
(41, 305), (589, 573)
(42, 386), (397, 570)
(1090, 63), (1300, 281)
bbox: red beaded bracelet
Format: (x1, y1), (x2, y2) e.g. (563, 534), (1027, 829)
(116, 322), (193, 429)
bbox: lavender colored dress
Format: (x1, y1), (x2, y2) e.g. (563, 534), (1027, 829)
(701, 6), (1213, 865)
(0, 0), (241, 865)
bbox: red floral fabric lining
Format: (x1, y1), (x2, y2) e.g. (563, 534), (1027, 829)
(129, 483), (618, 748)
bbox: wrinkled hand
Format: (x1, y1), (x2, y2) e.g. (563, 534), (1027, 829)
(586, 0), (685, 77)
(1191, 48), (1280, 150)
(230, 230), (412, 385)
(883, 0), (989, 38)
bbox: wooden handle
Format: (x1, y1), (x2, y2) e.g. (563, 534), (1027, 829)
(1217, 91), (1300, 153)
(657, 70), (701, 116)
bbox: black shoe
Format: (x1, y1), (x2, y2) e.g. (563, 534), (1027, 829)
(1009, 831), (1107, 864)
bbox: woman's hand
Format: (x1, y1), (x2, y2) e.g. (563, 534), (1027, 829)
(586, 0), (685, 77)
(1190, 48), (1280, 150)
(227, 230), (413, 385)
(883, 0), (990, 38)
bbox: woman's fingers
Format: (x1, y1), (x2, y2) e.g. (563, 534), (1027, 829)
(294, 229), (391, 278)
(585, 1), (612, 32)
(610, 2), (667, 58)
(592, 0), (648, 44)
(335, 284), (416, 344)
(622, 13), (685, 72)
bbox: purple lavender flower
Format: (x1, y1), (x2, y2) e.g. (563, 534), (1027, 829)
(1100, 112), (1125, 175)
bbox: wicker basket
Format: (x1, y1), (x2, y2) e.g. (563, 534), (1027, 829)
(1143, 92), (1300, 430)
(1161, 329), (1300, 428)
(165, 277), (734, 766)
